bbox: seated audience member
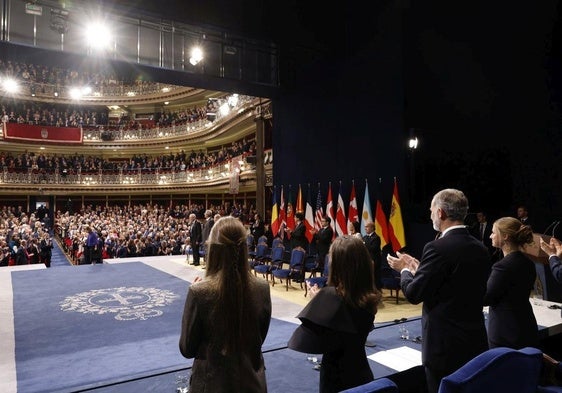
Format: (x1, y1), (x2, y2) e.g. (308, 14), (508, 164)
(288, 235), (381, 393)
(484, 217), (539, 349)
(540, 236), (562, 283)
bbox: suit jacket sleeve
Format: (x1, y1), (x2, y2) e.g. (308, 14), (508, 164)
(400, 242), (449, 305)
(550, 255), (562, 283)
(293, 223), (306, 239)
(317, 227), (333, 244)
(192, 222), (202, 243)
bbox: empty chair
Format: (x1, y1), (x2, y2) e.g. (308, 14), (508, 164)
(380, 266), (402, 304)
(339, 377), (399, 393)
(438, 346), (543, 393)
(272, 246), (306, 291)
(250, 243), (269, 269)
(303, 253), (320, 279)
(257, 234), (268, 246)
(305, 254), (330, 297)
(253, 243), (285, 282)
(271, 236), (283, 249)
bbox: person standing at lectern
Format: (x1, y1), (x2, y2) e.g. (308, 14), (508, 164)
(484, 217), (539, 349)
(540, 236), (562, 283)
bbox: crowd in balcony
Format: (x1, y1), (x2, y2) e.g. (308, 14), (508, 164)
(0, 137), (255, 175)
(0, 59), (226, 131)
(0, 59), (179, 97)
(0, 97), (216, 131)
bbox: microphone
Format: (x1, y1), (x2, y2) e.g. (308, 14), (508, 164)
(543, 220), (560, 235)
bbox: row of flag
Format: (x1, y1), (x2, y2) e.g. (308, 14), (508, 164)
(270, 179), (406, 252)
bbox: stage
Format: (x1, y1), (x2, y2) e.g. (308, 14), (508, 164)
(2, 257), (561, 392)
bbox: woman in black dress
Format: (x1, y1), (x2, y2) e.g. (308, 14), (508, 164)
(288, 235), (381, 393)
(484, 216), (539, 349)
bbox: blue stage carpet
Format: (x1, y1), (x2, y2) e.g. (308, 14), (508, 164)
(11, 262), (297, 392)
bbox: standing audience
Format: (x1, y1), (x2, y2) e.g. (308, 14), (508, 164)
(286, 212), (309, 251)
(387, 188), (490, 393)
(484, 216), (539, 349)
(363, 221), (383, 290)
(201, 209), (215, 254)
(179, 216), (271, 392)
(288, 235), (381, 393)
(516, 205), (533, 229)
(311, 216), (334, 273)
(188, 213), (202, 266)
(347, 221), (362, 239)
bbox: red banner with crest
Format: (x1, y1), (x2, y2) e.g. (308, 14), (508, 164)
(2, 122), (83, 144)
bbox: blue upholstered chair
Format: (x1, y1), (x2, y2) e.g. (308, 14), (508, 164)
(339, 377), (399, 393)
(272, 246), (306, 291)
(305, 254), (330, 297)
(253, 243), (285, 282)
(250, 243), (269, 269)
(380, 266), (402, 304)
(438, 346), (543, 393)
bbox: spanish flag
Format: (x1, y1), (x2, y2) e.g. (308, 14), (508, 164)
(388, 178), (406, 251)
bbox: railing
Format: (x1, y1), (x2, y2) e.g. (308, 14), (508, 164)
(0, 158), (256, 186)
(0, 94), (261, 143)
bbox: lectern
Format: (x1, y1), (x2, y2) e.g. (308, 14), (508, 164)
(523, 233), (562, 303)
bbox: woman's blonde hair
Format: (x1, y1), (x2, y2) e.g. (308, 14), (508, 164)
(493, 216), (534, 247)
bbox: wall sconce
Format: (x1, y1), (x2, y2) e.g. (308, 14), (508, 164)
(408, 137), (419, 150)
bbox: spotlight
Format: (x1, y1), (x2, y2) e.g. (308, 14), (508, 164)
(189, 46), (203, 65)
(408, 137), (419, 149)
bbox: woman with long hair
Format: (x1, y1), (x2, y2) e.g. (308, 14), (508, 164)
(288, 235), (382, 393)
(179, 216), (272, 392)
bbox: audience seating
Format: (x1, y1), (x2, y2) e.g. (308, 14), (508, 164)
(272, 246), (306, 291)
(304, 254), (330, 297)
(253, 243), (285, 282)
(250, 243), (270, 269)
(380, 266), (402, 304)
(339, 377), (399, 393)
(437, 346), (543, 393)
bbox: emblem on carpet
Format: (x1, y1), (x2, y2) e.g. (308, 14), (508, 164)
(60, 286), (180, 321)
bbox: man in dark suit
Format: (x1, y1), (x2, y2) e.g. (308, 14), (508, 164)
(201, 209), (215, 249)
(472, 210), (500, 262)
(188, 213), (203, 266)
(312, 216), (333, 272)
(387, 188), (491, 393)
(287, 212), (309, 251)
(516, 205), (533, 229)
(250, 213), (265, 244)
(363, 221), (382, 290)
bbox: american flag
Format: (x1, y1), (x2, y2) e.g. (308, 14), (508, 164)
(314, 188), (323, 230)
